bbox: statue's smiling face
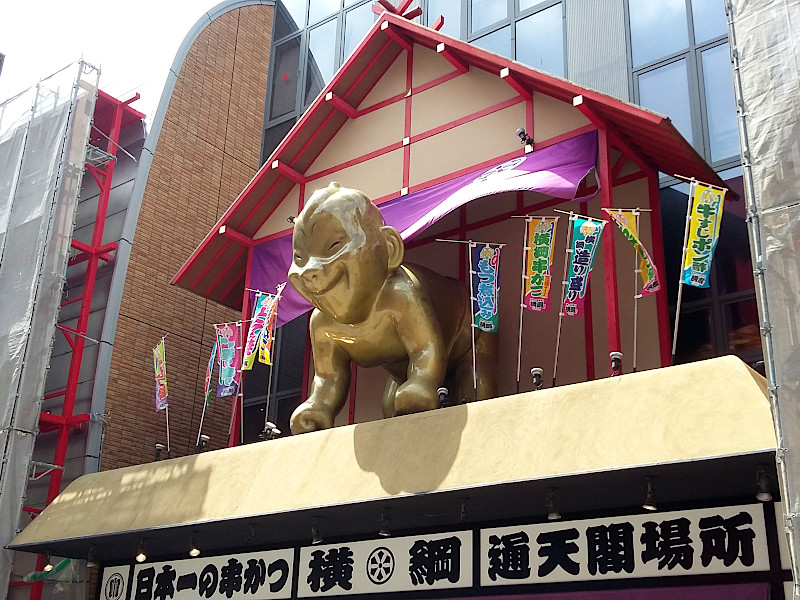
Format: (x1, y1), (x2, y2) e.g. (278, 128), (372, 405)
(289, 197), (389, 324)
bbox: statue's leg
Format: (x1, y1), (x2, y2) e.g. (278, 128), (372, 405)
(382, 378), (399, 418)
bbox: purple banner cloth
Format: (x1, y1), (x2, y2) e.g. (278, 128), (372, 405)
(252, 130), (598, 327)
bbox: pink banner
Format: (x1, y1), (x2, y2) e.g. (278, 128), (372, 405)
(214, 323), (241, 398)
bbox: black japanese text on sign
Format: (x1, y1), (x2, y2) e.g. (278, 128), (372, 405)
(298, 531), (472, 596)
(131, 549), (293, 600)
(480, 504), (768, 586)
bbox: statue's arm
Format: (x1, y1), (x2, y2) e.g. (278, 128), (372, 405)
(289, 316), (351, 433)
(391, 288), (446, 415)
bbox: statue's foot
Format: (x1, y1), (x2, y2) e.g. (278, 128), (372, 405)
(289, 402), (335, 434)
(394, 382), (439, 416)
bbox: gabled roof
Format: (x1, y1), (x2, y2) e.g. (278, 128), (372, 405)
(173, 11), (727, 310)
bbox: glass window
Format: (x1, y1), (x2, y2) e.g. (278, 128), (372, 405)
(428, 0), (462, 38)
(673, 308), (715, 364)
(278, 0), (307, 30)
(472, 26), (512, 58)
(692, 0), (728, 44)
(638, 59), (694, 144)
(269, 37), (302, 120)
(344, 2), (377, 60)
(702, 43), (739, 163)
(714, 203), (754, 295)
(309, 0), (340, 25)
(305, 19), (338, 106)
(629, 0), (688, 67)
(274, 5), (303, 39)
(724, 299), (761, 355)
(261, 119), (296, 163)
(519, 0), (551, 12)
(471, 0), (507, 33)
(516, 4), (564, 77)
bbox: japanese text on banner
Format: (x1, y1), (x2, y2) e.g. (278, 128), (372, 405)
(603, 210), (660, 296)
(683, 182), (725, 288)
(524, 217), (558, 311)
(215, 323), (241, 398)
(471, 244), (502, 332)
(153, 338), (169, 411)
(562, 217), (605, 317)
(258, 291), (281, 366)
(243, 293), (273, 370)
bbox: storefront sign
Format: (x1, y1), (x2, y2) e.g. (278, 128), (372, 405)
(131, 549), (293, 600)
(101, 565), (130, 600)
(480, 504), (768, 586)
(298, 531), (472, 597)
(108, 505), (769, 599)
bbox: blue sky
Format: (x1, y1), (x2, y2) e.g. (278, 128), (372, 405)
(0, 0), (224, 123)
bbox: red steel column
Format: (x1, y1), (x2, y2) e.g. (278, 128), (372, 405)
(598, 128), (621, 375)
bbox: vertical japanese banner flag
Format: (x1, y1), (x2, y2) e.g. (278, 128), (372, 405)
(258, 292), (281, 365)
(471, 243), (502, 332)
(203, 341), (217, 406)
(562, 217), (606, 317)
(242, 292), (270, 370)
(215, 323), (241, 398)
(153, 338), (169, 411)
(523, 217), (558, 311)
(603, 209), (661, 296)
(683, 182), (725, 288)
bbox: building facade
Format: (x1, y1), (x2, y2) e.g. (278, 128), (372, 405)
(8, 1), (793, 600)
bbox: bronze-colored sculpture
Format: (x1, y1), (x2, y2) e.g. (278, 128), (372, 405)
(288, 182), (496, 434)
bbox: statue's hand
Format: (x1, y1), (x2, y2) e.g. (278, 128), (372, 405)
(290, 400), (335, 434)
(394, 379), (439, 416)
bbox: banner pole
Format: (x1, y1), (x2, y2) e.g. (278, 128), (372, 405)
(553, 214), (574, 387)
(632, 209), (641, 373)
(516, 218), (531, 394)
(468, 242), (478, 402)
(238, 323), (244, 445)
(195, 399), (208, 449)
(165, 405), (171, 458)
(263, 351), (276, 432)
(672, 181), (695, 364)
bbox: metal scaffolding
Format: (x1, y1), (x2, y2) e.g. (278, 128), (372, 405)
(0, 60), (143, 599)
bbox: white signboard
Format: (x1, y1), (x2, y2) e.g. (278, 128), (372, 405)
(480, 504), (769, 586)
(297, 531), (472, 597)
(100, 565), (130, 600)
(131, 549), (294, 600)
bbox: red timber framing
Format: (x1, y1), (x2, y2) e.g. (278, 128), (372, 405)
(12, 91), (144, 600)
(173, 9), (728, 442)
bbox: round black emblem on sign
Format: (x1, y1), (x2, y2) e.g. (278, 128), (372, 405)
(104, 573), (125, 600)
(366, 546), (395, 584)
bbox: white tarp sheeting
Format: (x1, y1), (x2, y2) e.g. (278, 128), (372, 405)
(0, 62), (98, 594)
(729, 0), (800, 595)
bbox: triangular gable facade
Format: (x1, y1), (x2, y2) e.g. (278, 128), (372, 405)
(172, 10), (733, 400)
(173, 11), (722, 314)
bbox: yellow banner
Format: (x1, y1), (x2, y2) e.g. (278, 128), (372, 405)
(683, 182), (725, 288)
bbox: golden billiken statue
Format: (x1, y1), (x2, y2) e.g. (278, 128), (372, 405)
(288, 183), (496, 434)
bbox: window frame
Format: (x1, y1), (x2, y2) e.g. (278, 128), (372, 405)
(627, 0), (739, 171)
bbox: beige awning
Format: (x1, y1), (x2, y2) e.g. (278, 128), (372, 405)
(10, 356), (776, 562)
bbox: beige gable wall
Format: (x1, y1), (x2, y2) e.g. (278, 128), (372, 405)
(254, 39), (662, 423)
